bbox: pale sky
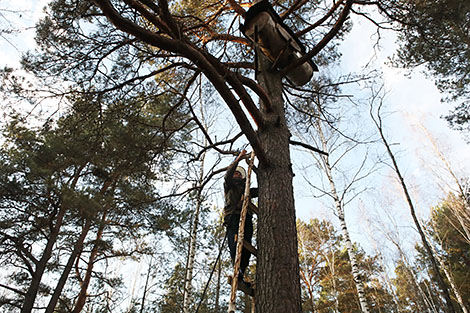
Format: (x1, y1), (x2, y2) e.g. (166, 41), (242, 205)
(0, 0), (49, 65)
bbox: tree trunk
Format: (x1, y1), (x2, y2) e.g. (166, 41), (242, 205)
(22, 168), (83, 313)
(70, 177), (116, 313)
(314, 110), (371, 313)
(139, 256), (153, 313)
(183, 153), (206, 313)
(45, 218), (92, 313)
(426, 227), (469, 313)
(21, 205), (67, 313)
(418, 123), (470, 243)
(337, 209), (371, 313)
(373, 116), (456, 313)
(182, 195), (201, 313)
(215, 252), (222, 313)
(327, 176), (371, 313)
(72, 203), (111, 313)
(255, 55), (302, 313)
(299, 268), (315, 312)
(391, 239), (438, 313)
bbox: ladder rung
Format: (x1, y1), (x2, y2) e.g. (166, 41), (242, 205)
(234, 235), (257, 257)
(227, 275), (255, 297)
(249, 203), (259, 215)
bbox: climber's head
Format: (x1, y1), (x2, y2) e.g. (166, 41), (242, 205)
(234, 166), (246, 180)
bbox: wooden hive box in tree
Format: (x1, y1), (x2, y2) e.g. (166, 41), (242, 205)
(240, 0), (318, 86)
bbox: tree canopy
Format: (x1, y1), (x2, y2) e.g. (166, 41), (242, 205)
(378, 0), (470, 137)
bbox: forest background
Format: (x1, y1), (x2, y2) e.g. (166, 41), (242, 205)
(0, 0), (469, 312)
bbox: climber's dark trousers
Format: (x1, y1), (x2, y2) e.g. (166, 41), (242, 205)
(226, 213), (253, 278)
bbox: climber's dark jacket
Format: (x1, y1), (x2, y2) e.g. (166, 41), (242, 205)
(223, 160), (258, 221)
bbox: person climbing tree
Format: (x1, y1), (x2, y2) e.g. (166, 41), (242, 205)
(224, 149), (258, 287)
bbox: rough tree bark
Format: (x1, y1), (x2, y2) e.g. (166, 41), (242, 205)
(256, 55), (302, 313)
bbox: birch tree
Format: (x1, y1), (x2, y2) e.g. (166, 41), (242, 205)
(293, 77), (379, 312)
(415, 123), (470, 243)
(424, 196), (470, 313)
(310, 122), (371, 313)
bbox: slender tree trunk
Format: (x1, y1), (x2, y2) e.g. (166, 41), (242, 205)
(21, 205), (67, 313)
(182, 195), (201, 313)
(139, 256), (153, 313)
(314, 113), (371, 313)
(425, 227), (469, 313)
(21, 169), (83, 313)
(391, 239), (438, 313)
(299, 268), (315, 312)
(215, 252), (222, 313)
(183, 152), (206, 313)
(255, 55), (302, 313)
(41, 178), (113, 313)
(72, 178), (115, 313)
(369, 240), (402, 312)
(418, 123), (470, 242)
(327, 251), (340, 313)
(45, 218), (92, 313)
(71, 206), (109, 313)
(361, 209), (403, 312)
(436, 248), (468, 313)
(372, 111), (456, 313)
(337, 209), (371, 313)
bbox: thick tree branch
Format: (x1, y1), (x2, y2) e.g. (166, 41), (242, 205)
(296, 0), (345, 37)
(155, 0), (182, 38)
(237, 73), (272, 112)
(93, 0), (268, 166)
(202, 50), (266, 129)
(281, 0), (353, 76)
(226, 0), (247, 18)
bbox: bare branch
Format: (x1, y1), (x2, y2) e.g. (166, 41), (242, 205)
(289, 139), (328, 156)
(281, 0), (354, 76)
